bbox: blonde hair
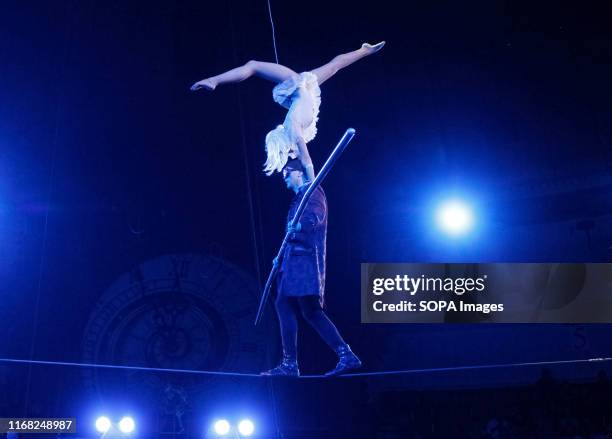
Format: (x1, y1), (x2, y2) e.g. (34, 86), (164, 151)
(263, 125), (295, 176)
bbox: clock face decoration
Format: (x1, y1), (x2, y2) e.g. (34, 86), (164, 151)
(81, 253), (273, 403)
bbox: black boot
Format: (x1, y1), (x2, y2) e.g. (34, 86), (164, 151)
(261, 355), (300, 377)
(325, 344), (362, 376)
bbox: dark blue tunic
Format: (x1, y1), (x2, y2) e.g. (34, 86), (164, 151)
(277, 184), (327, 303)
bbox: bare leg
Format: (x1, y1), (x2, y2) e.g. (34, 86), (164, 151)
(190, 60), (298, 91)
(311, 41), (385, 86)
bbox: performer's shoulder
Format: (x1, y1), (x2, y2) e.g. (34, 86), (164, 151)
(301, 182), (326, 201)
(313, 185), (327, 205)
(309, 183), (325, 197)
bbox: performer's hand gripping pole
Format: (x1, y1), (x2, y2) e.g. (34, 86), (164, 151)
(254, 128), (356, 325)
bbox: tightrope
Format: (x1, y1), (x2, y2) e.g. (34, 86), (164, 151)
(1, 357), (610, 379)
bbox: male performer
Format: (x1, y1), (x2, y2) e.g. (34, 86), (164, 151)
(261, 158), (361, 377)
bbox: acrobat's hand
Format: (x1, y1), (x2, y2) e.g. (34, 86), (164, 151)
(190, 78), (216, 92)
(272, 257), (279, 266)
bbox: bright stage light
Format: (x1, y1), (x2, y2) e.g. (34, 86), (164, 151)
(95, 416), (111, 433)
(237, 419), (255, 436)
(213, 419), (231, 436)
(118, 416), (135, 434)
(436, 199), (474, 236)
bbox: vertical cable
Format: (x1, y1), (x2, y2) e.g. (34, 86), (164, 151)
(263, 2), (282, 434)
(266, 0), (280, 64)
(225, 0), (281, 436)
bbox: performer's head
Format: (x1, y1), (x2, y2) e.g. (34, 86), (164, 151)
(264, 125), (293, 176)
(282, 158), (306, 193)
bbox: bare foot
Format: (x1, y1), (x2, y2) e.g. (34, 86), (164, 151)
(190, 78), (217, 91)
(362, 41), (386, 54)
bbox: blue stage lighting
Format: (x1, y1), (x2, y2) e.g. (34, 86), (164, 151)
(213, 419), (231, 436)
(118, 416), (135, 434)
(95, 416), (111, 433)
(237, 419), (255, 436)
(436, 199), (474, 236)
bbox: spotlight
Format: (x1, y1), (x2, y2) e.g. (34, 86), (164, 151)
(436, 199), (474, 236)
(118, 416), (135, 434)
(237, 419), (255, 436)
(95, 416), (111, 433)
(213, 419), (231, 436)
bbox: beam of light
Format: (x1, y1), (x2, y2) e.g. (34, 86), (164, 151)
(118, 416), (135, 434)
(213, 419), (231, 436)
(435, 199), (474, 236)
(237, 419), (255, 436)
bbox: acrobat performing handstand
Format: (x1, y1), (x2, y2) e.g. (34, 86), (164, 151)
(190, 41), (385, 179)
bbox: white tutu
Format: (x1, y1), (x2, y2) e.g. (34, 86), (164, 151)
(263, 72), (321, 175)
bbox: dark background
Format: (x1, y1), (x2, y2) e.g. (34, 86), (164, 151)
(1, 0), (612, 437)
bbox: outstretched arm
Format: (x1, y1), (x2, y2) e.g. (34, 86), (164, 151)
(296, 137), (316, 182)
